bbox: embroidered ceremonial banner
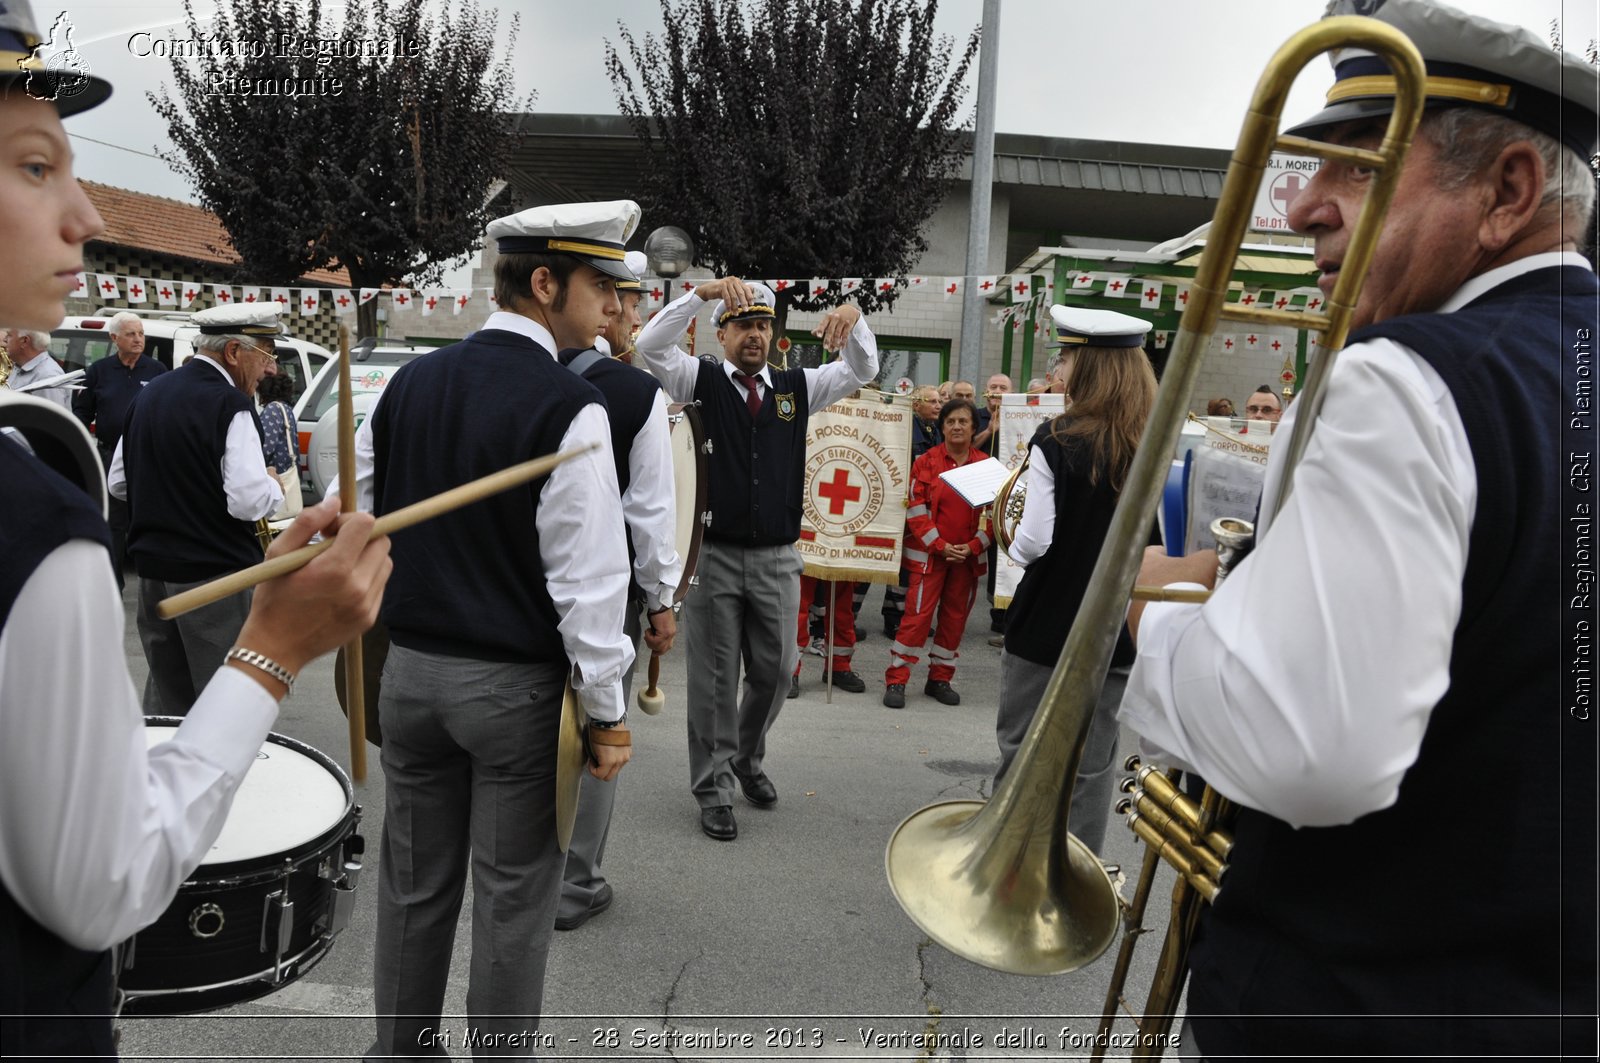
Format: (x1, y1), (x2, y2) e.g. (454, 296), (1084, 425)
(993, 392), (1067, 608)
(798, 393), (912, 583)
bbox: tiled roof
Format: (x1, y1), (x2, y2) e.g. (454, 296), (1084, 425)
(81, 181), (351, 287)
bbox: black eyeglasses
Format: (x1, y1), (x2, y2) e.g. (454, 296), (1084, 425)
(1245, 404), (1278, 414)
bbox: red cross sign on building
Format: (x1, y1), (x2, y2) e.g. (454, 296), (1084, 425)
(817, 467), (862, 516)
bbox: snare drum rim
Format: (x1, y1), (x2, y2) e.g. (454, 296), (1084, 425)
(669, 403), (710, 606)
(144, 716), (356, 880)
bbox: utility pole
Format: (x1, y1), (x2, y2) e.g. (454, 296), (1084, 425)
(957, 0), (1000, 386)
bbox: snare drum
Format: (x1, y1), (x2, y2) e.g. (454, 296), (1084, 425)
(668, 403), (711, 603)
(115, 719), (364, 1015)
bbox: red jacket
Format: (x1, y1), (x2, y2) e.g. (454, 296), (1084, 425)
(902, 444), (992, 574)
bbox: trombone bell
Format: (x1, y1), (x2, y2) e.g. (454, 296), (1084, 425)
(887, 799), (1120, 975)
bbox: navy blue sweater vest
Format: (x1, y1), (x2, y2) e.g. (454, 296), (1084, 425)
(0, 437), (117, 1060)
(693, 361), (810, 546)
(373, 329), (601, 663)
(1189, 266), (1598, 1059)
(122, 360), (264, 582)
(1004, 423), (1139, 669)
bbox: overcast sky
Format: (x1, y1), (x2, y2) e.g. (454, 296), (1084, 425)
(49, 0), (1600, 275)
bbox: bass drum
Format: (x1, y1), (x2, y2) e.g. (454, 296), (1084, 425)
(115, 719), (364, 1015)
(667, 402), (711, 604)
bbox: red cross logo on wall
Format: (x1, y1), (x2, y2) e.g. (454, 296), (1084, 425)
(1270, 173), (1304, 216)
(817, 467), (862, 516)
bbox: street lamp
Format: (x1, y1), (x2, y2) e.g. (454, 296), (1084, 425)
(644, 225), (695, 278)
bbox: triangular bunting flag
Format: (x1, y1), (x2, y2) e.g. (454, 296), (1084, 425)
(841, 278), (862, 294)
(359, 288), (379, 305)
(332, 290), (356, 315)
(875, 278), (897, 295)
(809, 278), (828, 298)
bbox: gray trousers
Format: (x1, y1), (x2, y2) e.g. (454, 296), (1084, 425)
(993, 652), (1129, 855)
(369, 646), (567, 1061)
(684, 539), (803, 808)
(136, 576), (251, 716)
(557, 606), (642, 919)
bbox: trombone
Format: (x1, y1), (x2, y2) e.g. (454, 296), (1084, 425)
(884, 13), (1426, 1056)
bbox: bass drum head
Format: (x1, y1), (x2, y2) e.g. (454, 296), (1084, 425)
(668, 403), (709, 605)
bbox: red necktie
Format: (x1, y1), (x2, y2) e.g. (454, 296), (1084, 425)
(735, 372), (761, 417)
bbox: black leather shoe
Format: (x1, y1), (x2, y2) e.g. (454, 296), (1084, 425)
(883, 683), (906, 709)
(788, 674), (800, 699)
(732, 766), (778, 807)
(830, 669), (867, 693)
(925, 679), (962, 705)
(700, 805), (737, 840)
(554, 882), (613, 931)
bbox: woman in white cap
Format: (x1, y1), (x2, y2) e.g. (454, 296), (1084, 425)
(0, 6), (390, 1055)
(993, 305), (1156, 856)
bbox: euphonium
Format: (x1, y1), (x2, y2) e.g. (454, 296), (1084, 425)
(885, 13), (1426, 1045)
(991, 453), (1029, 556)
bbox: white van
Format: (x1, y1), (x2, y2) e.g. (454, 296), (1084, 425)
(50, 308), (333, 403)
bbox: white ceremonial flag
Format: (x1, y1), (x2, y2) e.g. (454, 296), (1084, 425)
(298, 289), (320, 317)
(643, 281), (664, 309)
(124, 277), (147, 304)
(155, 281), (178, 307)
(1101, 274), (1132, 298)
(797, 395), (912, 583)
(94, 274), (120, 300)
(332, 290), (355, 315)
(1140, 281), (1164, 309)
(211, 284), (234, 305)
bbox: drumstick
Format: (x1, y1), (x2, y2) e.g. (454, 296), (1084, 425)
(155, 443), (599, 620)
(636, 653), (664, 715)
(336, 326), (367, 783)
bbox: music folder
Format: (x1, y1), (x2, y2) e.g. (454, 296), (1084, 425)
(938, 456), (1007, 508)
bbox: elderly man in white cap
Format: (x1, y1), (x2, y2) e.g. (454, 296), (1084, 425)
(109, 302), (287, 716)
(636, 276), (878, 841)
(342, 200), (636, 1058)
(1121, 1), (1599, 1056)
(555, 247), (681, 931)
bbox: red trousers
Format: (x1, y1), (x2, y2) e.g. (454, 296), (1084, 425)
(795, 576), (856, 674)
(886, 559), (980, 685)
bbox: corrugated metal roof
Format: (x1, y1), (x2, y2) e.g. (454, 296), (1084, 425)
(968, 154), (1224, 199)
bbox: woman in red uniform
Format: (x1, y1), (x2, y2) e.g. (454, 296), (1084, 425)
(882, 398), (992, 708)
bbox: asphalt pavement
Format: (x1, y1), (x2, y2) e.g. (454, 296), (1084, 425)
(114, 585), (1186, 1062)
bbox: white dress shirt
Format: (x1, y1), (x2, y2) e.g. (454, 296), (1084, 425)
(6, 352), (73, 411)
(107, 356), (283, 520)
(1120, 255), (1587, 829)
(635, 292), (881, 409)
(1007, 442), (1058, 568)
(334, 311), (635, 722)
(624, 388), (683, 612)
(0, 539), (279, 950)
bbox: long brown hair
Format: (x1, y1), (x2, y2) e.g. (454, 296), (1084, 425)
(1048, 345), (1156, 492)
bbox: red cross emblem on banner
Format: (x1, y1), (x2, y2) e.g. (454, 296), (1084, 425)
(1247, 334), (1258, 346)
(303, 296), (316, 310)
(216, 289), (231, 302)
(1272, 174), (1303, 214)
(1275, 295), (1289, 309)
(337, 294), (350, 308)
(813, 285), (827, 296)
(1107, 280), (1124, 293)
(73, 276), (85, 293)
(681, 281), (694, 293)
(273, 293), (288, 305)
(425, 296), (439, 311)
(650, 287), (663, 300)
(775, 280), (790, 290)
(1178, 289), (1189, 304)
(1271, 339), (1282, 351)
(395, 293), (409, 305)
(129, 283), (143, 299)
(946, 283), (958, 295)
(185, 288), (199, 302)
(1013, 280), (1028, 297)
(817, 467), (861, 516)
(1240, 292), (1256, 306)
(99, 279), (115, 294)
(979, 279), (994, 291)
(1143, 287), (1158, 300)
(879, 281), (893, 293)
(457, 295), (469, 309)
(1077, 275), (1091, 285)
(1223, 338), (1234, 350)
(244, 292), (256, 302)
(1307, 296), (1322, 310)
(159, 286), (173, 300)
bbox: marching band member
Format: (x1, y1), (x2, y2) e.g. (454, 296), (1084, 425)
(556, 249), (681, 932)
(1121, 1), (1598, 1055)
(0, 6), (390, 1054)
(996, 306), (1156, 855)
(637, 278), (878, 841)
(347, 202), (636, 1057)
(110, 303), (287, 716)
(882, 397), (991, 709)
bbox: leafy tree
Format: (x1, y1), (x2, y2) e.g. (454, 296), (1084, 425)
(151, 0), (529, 339)
(606, 0), (979, 341)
